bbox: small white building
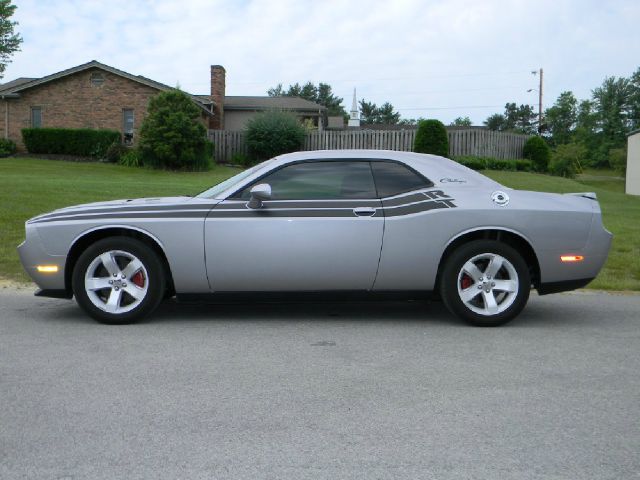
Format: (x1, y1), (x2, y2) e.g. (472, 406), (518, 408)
(627, 130), (640, 196)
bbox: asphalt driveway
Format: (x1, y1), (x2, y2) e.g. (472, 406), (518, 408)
(1, 288), (639, 479)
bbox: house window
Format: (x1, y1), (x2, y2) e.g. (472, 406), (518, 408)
(31, 107), (42, 128)
(123, 109), (134, 144)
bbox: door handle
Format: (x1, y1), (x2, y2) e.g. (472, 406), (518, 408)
(353, 207), (377, 217)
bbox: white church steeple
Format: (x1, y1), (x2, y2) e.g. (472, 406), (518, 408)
(348, 88), (360, 128)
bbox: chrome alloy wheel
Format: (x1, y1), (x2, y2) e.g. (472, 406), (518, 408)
(84, 250), (149, 314)
(456, 252), (519, 316)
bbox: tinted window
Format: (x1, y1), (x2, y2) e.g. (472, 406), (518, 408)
(238, 161), (376, 200)
(371, 161), (431, 197)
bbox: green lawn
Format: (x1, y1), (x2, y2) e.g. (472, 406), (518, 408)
(0, 158), (237, 282)
(1, 158), (638, 291)
(484, 170), (639, 291)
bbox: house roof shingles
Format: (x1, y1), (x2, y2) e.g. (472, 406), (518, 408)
(0, 77), (37, 93)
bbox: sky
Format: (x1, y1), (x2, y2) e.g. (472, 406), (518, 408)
(4, 0), (639, 125)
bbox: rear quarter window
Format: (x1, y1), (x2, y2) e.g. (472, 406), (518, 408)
(371, 161), (433, 197)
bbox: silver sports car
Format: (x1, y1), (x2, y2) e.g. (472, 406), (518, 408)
(18, 150), (612, 326)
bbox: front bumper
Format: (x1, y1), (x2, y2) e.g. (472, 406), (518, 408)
(17, 225), (68, 292)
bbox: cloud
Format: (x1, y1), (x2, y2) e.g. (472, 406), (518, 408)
(5, 0), (639, 124)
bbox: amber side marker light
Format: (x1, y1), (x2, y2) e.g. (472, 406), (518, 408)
(560, 255), (584, 263)
(36, 265), (59, 273)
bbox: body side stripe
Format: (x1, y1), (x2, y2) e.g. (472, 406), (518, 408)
(32, 203), (216, 222)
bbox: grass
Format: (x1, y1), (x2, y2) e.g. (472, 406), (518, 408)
(484, 170), (640, 291)
(1, 157), (638, 291)
(0, 158), (237, 282)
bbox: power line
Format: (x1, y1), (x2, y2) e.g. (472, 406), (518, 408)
(226, 70), (533, 87)
(397, 105), (504, 111)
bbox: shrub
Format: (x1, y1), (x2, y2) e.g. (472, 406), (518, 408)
(118, 148), (143, 168)
(413, 119), (449, 157)
(523, 136), (551, 172)
(514, 159), (533, 171)
(454, 156), (486, 170)
(230, 152), (252, 167)
(549, 143), (587, 178)
(485, 158), (517, 171)
(0, 138), (17, 156)
(138, 89), (212, 171)
(454, 156), (532, 172)
(245, 110), (306, 163)
(21, 128), (121, 157)
(608, 147), (627, 176)
(104, 143), (129, 163)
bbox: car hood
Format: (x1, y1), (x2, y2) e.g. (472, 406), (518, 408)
(27, 196), (201, 223)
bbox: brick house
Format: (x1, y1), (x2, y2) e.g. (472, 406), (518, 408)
(0, 60), (214, 149)
(0, 60), (326, 150)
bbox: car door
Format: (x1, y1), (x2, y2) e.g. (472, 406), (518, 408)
(205, 160), (384, 292)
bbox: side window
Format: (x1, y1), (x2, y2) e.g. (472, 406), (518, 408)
(123, 109), (134, 145)
(238, 161), (377, 200)
(371, 161), (432, 197)
(31, 107), (42, 128)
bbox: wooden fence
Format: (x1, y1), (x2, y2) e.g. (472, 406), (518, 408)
(208, 128), (530, 163)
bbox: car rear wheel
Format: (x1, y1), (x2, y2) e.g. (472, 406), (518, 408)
(440, 240), (530, 326)
(72, 237), (165, 324)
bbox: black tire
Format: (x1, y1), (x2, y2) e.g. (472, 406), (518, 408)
(440, 240), (530, 326)
(72, 237), (166, 324)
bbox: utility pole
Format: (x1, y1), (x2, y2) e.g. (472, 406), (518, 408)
(531, 68), (544, 132)
(538, 68), (543, 132)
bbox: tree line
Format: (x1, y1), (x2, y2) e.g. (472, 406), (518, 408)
(484, 67), (639, 167)
(269, 67), (639, 169)
(267, 81), (470, 127)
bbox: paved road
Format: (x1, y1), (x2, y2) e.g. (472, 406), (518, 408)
(1, 288), (639, 480)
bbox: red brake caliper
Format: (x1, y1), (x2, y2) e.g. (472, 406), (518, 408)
(461, 275), (473, 290)
(131, 271), (145, 288)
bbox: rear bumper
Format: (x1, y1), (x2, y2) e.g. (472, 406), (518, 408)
(537, 212), (612, 286)
(537, 278), (594, 295)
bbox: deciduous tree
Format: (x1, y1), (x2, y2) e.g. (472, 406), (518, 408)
(449, 116), (472, 127)
(268, 82), (345, 116)
(544, 91), (578, 146)
(0, 0), (22, 79)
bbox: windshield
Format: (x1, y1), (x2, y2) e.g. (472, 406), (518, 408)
(196, 159), (273, 199)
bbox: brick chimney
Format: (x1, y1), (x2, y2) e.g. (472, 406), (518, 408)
(210, 65), (225, 129)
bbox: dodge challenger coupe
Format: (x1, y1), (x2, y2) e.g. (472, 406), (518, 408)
(18, 150), (612, 326)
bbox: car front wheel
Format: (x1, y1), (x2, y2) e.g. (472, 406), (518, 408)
(440, 240), (530, 326)
(72, 237), (165, 324)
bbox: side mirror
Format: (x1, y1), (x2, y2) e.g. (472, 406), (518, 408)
(247, 183), (272, 209)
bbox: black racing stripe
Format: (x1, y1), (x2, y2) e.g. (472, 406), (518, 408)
(215, 200), (381, 210)
(32, 198), (453, 223)
(208, 209), (364, 218)
(33, 203), (216, 218)
(381, 192), (429, 207)
(384, 200), (454, 217)
(34, 203), (216, 221)
(32, 211), (209, 224)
